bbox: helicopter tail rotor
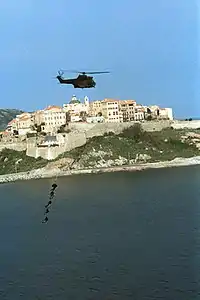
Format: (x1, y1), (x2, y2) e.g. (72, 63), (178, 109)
(58, 69), (64, 76)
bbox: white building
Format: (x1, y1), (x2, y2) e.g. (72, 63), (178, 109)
(145, 105), (173, 120)
(164, 108), (173, 120)
(43, 105), (66, 133)
(17, 113), (34, 135)
(6, 112), (34, 136)
(63, 95), (90, 116)
(6, 118), (18, 134)
(89, 100), (102, 116)
(101, 99), (121, 123)
(134, 105), (145, 121)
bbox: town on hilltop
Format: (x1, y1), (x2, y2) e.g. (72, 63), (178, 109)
(0, 95), (200, 168)
(4, 96), (173, 136)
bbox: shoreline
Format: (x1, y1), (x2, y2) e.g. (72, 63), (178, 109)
(0, 156), (200, 184)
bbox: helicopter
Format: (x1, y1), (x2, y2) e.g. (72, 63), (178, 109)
(55, 69), (110, 89)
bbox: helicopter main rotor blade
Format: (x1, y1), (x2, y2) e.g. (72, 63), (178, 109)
(84, 71), (110, 74)
(60, 69), (110, 74)
(61, 69), (80, 73)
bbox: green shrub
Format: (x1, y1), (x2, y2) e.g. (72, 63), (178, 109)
(104, 131), (115, 136)
(0, 149), (48, 175)
(119, 123), (144, 141)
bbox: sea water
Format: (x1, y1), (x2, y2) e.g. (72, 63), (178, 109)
(0, 166), (200, 299)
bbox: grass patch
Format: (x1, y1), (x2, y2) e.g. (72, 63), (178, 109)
(54, 124), (200, 166)
(0, 148), (48, 175)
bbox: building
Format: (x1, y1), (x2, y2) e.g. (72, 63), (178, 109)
(101, 98), (122, 123)
(146, 105), (160, 119)
(100, 98), (145, 123)
(6, 119), (18, 134)
(118, 100), (136, 122)
(159, 108), (173, 120)
(145, 105), (173, 120)
(16, 113), (34, 135)
(134, 105), (145, 121)
(6, 112), (34, 136)
(5, 96), (174, 134)
(43, 105), (67, 133)
(89, 100), (102, 116)
(33, 110), (45, 126)
(63, 95), (90, 117)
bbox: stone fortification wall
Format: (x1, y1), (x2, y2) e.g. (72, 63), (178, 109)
(68, 122), (95, 132)
(26, 137), (37, 158)
(171, 120), (200, 130)
(65, 132), (87, 150)
(75, 120), (172, 139)
(26, 132), (87, 160)
(142, 120), (172, 131)
(36, 146), (66, 160)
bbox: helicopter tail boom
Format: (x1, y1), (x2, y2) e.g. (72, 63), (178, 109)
(56, 76), (74, 84)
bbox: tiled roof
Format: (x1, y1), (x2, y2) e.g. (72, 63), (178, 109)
(101, 98), (120, 103)
(18, 116), (31, 121)
(44, 105), (61, 111)
(7, 119), (16, 125)
(119, 100), (136, 105)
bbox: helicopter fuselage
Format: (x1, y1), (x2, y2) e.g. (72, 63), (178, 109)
(56, 74), (96, 88)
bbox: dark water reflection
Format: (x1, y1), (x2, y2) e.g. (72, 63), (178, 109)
(0, 165), (200, 299)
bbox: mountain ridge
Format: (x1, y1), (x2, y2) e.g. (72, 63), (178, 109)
(0, 108), (24, 130)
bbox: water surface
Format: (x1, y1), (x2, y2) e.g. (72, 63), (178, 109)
(0, 166), (200, 299)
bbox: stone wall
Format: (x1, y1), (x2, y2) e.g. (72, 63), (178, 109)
(77, 120), (172, 138)
(68, 122), (95, 132)
(171, 120), (200, 130)
(26, 132), (87, 160)
(36, 146), (66, 160)
(69, 121), (172, 138)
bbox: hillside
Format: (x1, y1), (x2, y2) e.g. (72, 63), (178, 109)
(0, 125), (200, 175)
(0, 108), (24, 130)
(53, 125), (200, 170)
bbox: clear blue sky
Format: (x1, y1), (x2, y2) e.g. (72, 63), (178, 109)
(0, 0), (199, 118)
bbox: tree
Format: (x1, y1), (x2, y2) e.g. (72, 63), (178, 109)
(120, 123), (144, 142)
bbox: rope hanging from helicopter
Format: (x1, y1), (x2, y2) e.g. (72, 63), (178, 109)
(41, 144), (66, 224)
(41, 129), (89, 224)
(41, 68), (110, 223)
